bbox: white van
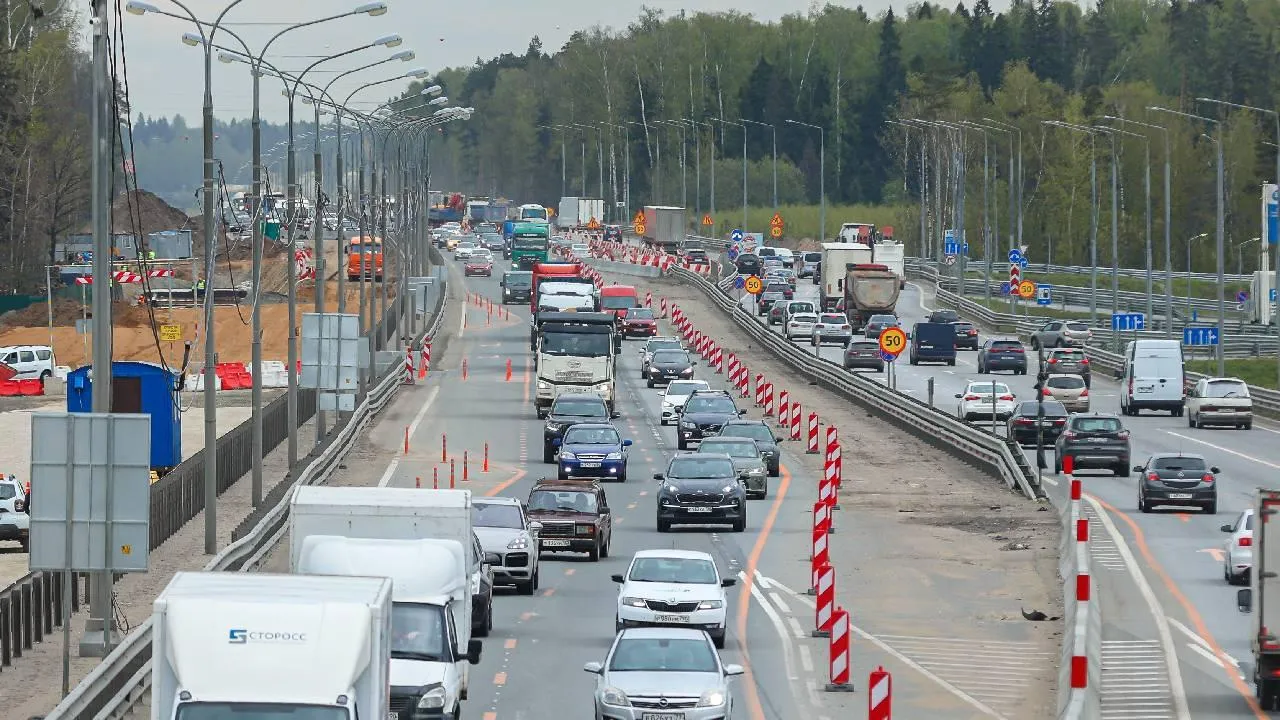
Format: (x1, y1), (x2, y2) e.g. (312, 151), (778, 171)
(1121, 339), (1185, 416)
(0, 345), (55, 380)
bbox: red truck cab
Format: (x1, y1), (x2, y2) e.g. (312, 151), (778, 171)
(531, 261), (585, 312)
(599, 284), (640, 318)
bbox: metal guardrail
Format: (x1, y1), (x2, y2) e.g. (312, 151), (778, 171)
(40, 253), (450, 720)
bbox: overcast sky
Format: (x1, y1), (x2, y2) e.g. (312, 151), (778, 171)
(110, 0), (907, 124)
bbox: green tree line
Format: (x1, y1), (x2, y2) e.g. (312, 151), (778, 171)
(396, 0), (1279, 275)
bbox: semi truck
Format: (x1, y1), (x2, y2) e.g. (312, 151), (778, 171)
(151, 571), (392, 720)
(818, 242), (873, 310)
(837, 222), (880, 244)
(642, 206), (686, 252)
(842, 263), (902, 331)
(557, 197), (605, 230)
(1239, 489), (1280, 708)
(429, 192), (465, 225)
(533, 311), (619, 417)
(466, 197), (490, 223)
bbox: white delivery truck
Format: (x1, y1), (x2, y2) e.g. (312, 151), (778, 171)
(819, 242), (874, 310)
(297, 536), (482, 720)
(151, 571), (392, 720)
(872, 241), (906, 289)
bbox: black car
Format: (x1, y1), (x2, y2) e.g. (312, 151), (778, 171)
(735, 253), (762, 276)
(1055, 413), (1130, 476)
(718, 419), (782, 476)
(843, 339), (885, 372)
(677, 390), (746, 450)
(685, 249), (710, 265)
(646, 349), (696, 387)
(1006, 400), (1069, 446)
(928, 309), (960, 324)
(542, 395), (617, 462)
(863, 314), (898, 339)
(480, 233), (506, 252)
(500, 271), (533, 304)
(602, 225), (623, 242)
(1135, 453), (1219, 514)
(654, 453), (747, 532)
(977, 338), (1028, 374)
(951, 321), (979, 349)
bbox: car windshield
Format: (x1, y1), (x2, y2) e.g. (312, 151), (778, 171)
(990, 341), (1023, 350)
(849, 341), (879, 351)
(1204, 380), (1249, 399)
(647, 340), (683, 353)
(1051, 350), (1084, 362)
(610, 637), (719, 673)
(602, 294), (639, 310)
(628, 557), (718, 584)
(869, 315), (896, 324)
(563, 427), (620, 445)
(953, 322), (974, 331)
(1151, 456), (1207, 473)
(472, 502), (524, 529)
(699, 440), (757, 458)
(666, 381), (708, 397)
(1047, 375), (1085, 389)
(0, 484), (14, 500)
(527, 489), (597, 513)
(1065, 322), (1091, 332)
(684, 396), (737, 414)
(791, 314), (818, 323)
(652, 350), (690, 364)
(757, 248), (776, 257)
(803, 252), (822, 262)
(456, 242), (475, 249)
(504, 273), (533, 289)
(481, 234), (503, 243)
(720, 424), (773, 442)
(1017, 400), (1067, 416)
(541, 331), (611, 357)
(625, 308), (655, 320)
(553, 399), (608, 418)
(820, 314), (846, 324)
(667, 456), (735, 479)
(1072, 417), (1123, 433)
(390, 602), (447, 661)
(765, 283), (789, 293)
(967, 383), (1009, 395)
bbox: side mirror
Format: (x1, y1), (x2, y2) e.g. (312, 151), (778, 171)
(1211, 466), (1221, 474)
(1239, 588), (1253, 614)
(610, 411), (621, 419)
(1220, 523), (1234, 533)
(724, 663), (745, 677)
(528, 521), (543, 532)
(774, 436), (783, 442)
(653, 472), (664, 481)
(466, 639), (483, 664)
(552, 438), (562, 447)
(954, 394), (963, 399)
(584, 661), (604, 674)
(484, 551), (501, 566)
(611, 573), (625, 583)
(691, 361), (698, 366)
(738, 409), (747, 416)
(622, 439), (633, 447)
(721, 578), (737, 587)
(1132, 466), (1144, 473)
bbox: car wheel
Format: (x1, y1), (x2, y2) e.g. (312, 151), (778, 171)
(757, 481), (768, 499)
(647, 378), (655, 388)
(977, 362), (986, 374)
(516, 576), (535, 595)
(1138, 492), (1151, 513)
(1054, 339), (1065, 348)
(677, 438), (688, 451)
(616, 616), (624, 634)
(601, 535), (610, 558)
(587, 541), (601, 561)
(1189, 414), (1197, 428)
(712, 631), (727, 650)
(1245, 422), (1253, 430)
(543, 443), (556, 463)
(1030, 338), (1040, 350)
(1113, 464), (1128, 477)
(947, 359), (956, 366)
(1205, 499), (1218, 514)
(732, 515), (746, 532)
(656, 517), (671, 533)
(769, 462), (779, 477)
(474, 607), (490, 637)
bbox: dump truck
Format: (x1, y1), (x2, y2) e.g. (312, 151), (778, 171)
(642, 206), (685, 252)
(818, 242), (873, 310)
(842, 263), (901, 332)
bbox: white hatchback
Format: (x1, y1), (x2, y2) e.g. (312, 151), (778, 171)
(956, 380), (1017, 421)
(661, 379), (711, 425)
(1221, 509), (1254, 585)
(784, 312), (818, 340)
(613, 549), (737, 648)
(0, 345), (55, 380)
(0, 475), (29, 552)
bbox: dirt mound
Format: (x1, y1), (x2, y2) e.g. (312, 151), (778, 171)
(0, 298), (84, 329)
(98, 190), (195, 236)
(113, 304), (159, 328)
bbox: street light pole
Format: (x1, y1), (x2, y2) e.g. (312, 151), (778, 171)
(742, 118), (776, 210)
(786, 119), (824, 242)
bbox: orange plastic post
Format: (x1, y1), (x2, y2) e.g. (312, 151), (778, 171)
(506, 359), (512, 382)
(415, 476), (421, 488)
(463, 451), (470, 481)
(404, 426), (410, 455)
(433, 467), (439, 489)
(483, 443), (490, 472)
(450, 459), (456, 488)
(442, 433), (447, 462)
(462, 358), (468, 380)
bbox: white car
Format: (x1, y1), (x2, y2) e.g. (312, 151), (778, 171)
(585, 627), (742, 720)
(571, 243), (590, 258)
(811, 313), (853, 346)
(613, 549), (737, 648)
(0, 345), (55, 380)
(955, 380), (1017, 421)
(661, 379), (711, 425)
(471, 496), (541, 595)
(1221, 509), (1254, 585)
(1188, 376), (1253, 430)
(454, 241), (477, 259)
(784, 312), (818, 340)
(0, 474), (29, 552)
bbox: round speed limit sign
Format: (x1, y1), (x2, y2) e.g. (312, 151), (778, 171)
(744, 275), (764, 295)
(878, 327), (907, 357)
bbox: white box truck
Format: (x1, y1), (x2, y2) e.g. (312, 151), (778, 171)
(557, 197), (605, 230)
(151, 571), (392, 720)
(297, 536), (482, 719)
(819, 242), (873, 310)
(872, 241), (906, 288)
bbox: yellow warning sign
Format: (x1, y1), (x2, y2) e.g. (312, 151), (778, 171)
(702, 214), (714, 226)
(633, 211), (645, 224)
(587, 217), (601, 230)
(159, 324), (183, 342)
(770, 212), (784, 228)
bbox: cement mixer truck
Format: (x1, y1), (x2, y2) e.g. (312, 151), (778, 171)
(842, 263), (901, 332)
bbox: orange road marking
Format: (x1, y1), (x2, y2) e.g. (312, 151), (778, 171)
(565, 568), (575, 576)
(737, 464), (791, 720)
(504, 638), (517, 650)
(541, 587), (556, 597)
(483, 713), (496, 720)
(1198, 548), (1226, 562)
(484, 469), (526, 497)
(493, 672), (507, 686)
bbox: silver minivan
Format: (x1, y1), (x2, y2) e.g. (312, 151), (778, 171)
(1120, 339), (1185, 416)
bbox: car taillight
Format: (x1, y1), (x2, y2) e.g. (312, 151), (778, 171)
(1117, 429), (1130, 439)
(1080, 389), (1089, 397)
(1128, 377), (1134, 395)
(1062, 431), (1076, 439)
(1010, 347), (1024, 353)
(1241, 537), (1253, 547)
(998, 394), (1015, 401)
(1147, 472), (1160, 481)
(1202, 474), (1215, 484)
(1080, 359), (1089, 365)
(1053, 419), (1066, 425)
(1043, 388), (1052, 397)
(964, 394), (981, 401)
(841, 325), (850, 330)
(968, 330), (977, 336)
(1015, 418), (1035, 425)
(1048, 358), (1057, 364)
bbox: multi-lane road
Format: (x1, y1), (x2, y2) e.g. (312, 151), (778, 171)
(725, 268), (1278, 719)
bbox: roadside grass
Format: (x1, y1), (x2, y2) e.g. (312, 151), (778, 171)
(1185, 358), (1279, 389)
(966, 269), (1249, 302)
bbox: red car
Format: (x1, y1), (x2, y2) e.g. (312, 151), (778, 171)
(464, 257), (493, 277)
(619, 307), (658, 337)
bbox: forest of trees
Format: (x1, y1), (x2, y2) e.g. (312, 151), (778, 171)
(391, 0), (1280, 272)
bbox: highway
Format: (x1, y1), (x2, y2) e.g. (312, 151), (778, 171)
(722, 269), (1277, 719)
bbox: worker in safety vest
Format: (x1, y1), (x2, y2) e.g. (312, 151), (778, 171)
(196, 279), (206, 293)
(147, 250), (156, 261)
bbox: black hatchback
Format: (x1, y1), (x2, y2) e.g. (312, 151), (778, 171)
(951, 321), (980, 349)
(1135, 453), (1220, 514)
(646, 349), (696, 387)
(978, 338), (1028, 375)
(735, 253), (762, 276)
(1006, 400), (1068, 446)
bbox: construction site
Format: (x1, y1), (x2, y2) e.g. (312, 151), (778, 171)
(0, 190), (379, 370)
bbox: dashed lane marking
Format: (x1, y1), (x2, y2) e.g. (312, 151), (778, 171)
(504, 638), (517, 649)
(564, 568), (575, 576)
(1100, 640), (1176, 719)
(493, 672), (507, 686)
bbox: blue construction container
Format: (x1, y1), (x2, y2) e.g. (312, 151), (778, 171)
(66, 361), (182, 472)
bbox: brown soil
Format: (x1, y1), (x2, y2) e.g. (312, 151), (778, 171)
(75, 189), (228, 251)
(0, 298), (83, 328)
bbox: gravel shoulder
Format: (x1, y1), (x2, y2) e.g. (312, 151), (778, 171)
(615, 269), (1064, 719)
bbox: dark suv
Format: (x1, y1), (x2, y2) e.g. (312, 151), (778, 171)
(717, 419), (782, 476)
(928, 309), (960, 324)
(1055, 413), (1131, 476)
(654, 453), (747, 532)
(977, 338), (1028, 375)
(1135, 453), (1219, 514)
(542, 395), (616, 463)
(1041, 347), (1092, 387)
(677, 390), (746, 450)
(951, 321), (979, 350)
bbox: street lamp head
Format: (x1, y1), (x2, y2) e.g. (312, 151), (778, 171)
(124, 0), (157, 15)
(432, 107), (452, 116)
(405, 67), (429, 78)
(422, 84), (443, 96)
(217, 51), (242, 65)
(388, 50), (414, 62)
(181, 32), (203, 47)
(374, 34), (402, 48)
(354, 1), (388, 15)
(428, 96), (448, 106)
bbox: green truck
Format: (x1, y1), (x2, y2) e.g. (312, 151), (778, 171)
(510, 222), (550, 269)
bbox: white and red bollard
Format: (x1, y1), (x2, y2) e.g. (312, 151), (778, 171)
(826, 425), (838, 455)
(777, 390), (790, 428)
(659, 297), (668, 318)
(810, 501), (831, 594)
(807, 412), (820, 453)
(824, 444), (841, 510)
(868, 666), (891, 716)
(645, 291), (653, 308)
(420, 343), (431, 379)
(1065, 455), (1091, 695)
(826, 608), (854, 692)
(812, 562), (835, 637)
(755, 374), (766, 406)
(727, 354), (739, 382)
(403, 346), (415, 384)
(738, 366), (750, 398)
(790, 403), (802, 441)
(712, 346), (723, 373)
(763, 383), (775, 417)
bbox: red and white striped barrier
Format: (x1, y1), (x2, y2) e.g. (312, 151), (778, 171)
(812, 562), (835, 637)
(75, 268), (176, 285)
(826, 608), (854, 692)
(777, 390), (790, 428)
(818, 471), (837, 530)
(763, 383), (775, 417)
(711, 345), (723, 373)
(811, 501), (830, 592)
(826, 442), (842, 490)
(659, 297), (668, 318)
(727, 354), (739, 383)
(420, 343), (430, 379)
(868, 666), (892, 716)
(737, 365), (749, 398)
(403, 347), (415, 384)
(790, 403), (802, 441)
(754, 374), (765, 406)
(644, 291), (653, 308)
(807, 412), (820, 453)
(826, 425), (838, 454)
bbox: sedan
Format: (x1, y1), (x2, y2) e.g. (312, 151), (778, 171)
(1042, 374), (1089, 412)
(555, 423), (633, 482)
(463, 257), (493, 277)
(646, 349), (696, 387)
(767, 300), (788, 326)
(1221, 509), (1254, 585)
(863, 314), (898, 339)
(956, 381), (1017, 421)
(1006, 400), (1069, 446)
(811, 313), (853, 346)
(640, 337), (685, 376)
(611, 550), (736, 645)
(454, 241), (477, 259)
(843, 339), (885, 372)
(784, 312), (819, 340)
(1135, 452), (1219, 514)
(977, 338), (1028, 375)
(951, 321), (979, 349)
(584, 627), (744, 719)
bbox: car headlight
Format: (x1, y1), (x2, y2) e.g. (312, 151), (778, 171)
(537, 381), (550, 390)
(545, 422), (559, 432)
(748, 467), (766, 476)
(621, 596), (648, 608)
(606, 452), (623, 460)
(665, 485), (680, 494)
(507, 536), (529, 550)
(601, 686), (630, 707)
(681, 420), (696, 429)
(680, 368), (694, 375)
(470, 573), (481, 594)
(560, 451), (577, 461)
(661, 402), (674, 411)
(417, 686), (447, 710)
(698, 689), (727, 707)
(697, 599), (724, 610)
(723, 485), (735, 493)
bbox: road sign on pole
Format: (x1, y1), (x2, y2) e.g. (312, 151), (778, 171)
(769, 226), (783, 238)
(878, 327), (907, 357)
(1036, 284), (1052, 306)
(1236, 290), (1250, 303)
(1007, 249), (1023, 264)
(1017, 280), (1036, 299)
(744, 275), (764, 295)
(727, 247), (740, 262)
(733, 275), (746, 289)
(1183, 326), (1220, 346)
(632, 211), (644, 224)
(1111, 312), (1145, 332)
(702, 214), (714, 226)
(770, 212), (784, 229)
(730, 228), (745, 243)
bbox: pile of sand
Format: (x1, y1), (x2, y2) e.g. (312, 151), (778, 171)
(0, 298), (84, 329)
(113, 190), (193, 236)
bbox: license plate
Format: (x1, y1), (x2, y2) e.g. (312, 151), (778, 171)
(641, 713), (684, 720)
(1138, 385), (1154, 393)
(579, 461), (601, 468)
(1168, 493), (1193, 500)
(389, 713), (398, 720)
(655, 614), (689, 623)
(686, 507), (713, 513)
(542, 539), (571, 547)
(561, 387), (589, 393)
(920, 344), (933, 349)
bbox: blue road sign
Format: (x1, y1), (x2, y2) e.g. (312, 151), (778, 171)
(1111, 313), (1145, 332)
(1018, 258), (1029, 269)
(1000, 281), (1012, 295)
(726, 247), (739, 262)
(1183, 326), (1220, 346)
(730, 228), (744, 242)
(1272, 288), (1277, 303)
(733, 275), (745, 289)
(1007, 249), (1023, 264)
(880, 350), (898, 362)
(1036, 284), (1052, 306)
(1237, 290), (1250, 303)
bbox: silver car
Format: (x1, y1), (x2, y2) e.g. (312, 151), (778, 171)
(784, 312), (818, 340)
(697, 437), (768, 498)
(471, 496), (541, 594)
(1030, 320), (1092, 349)
(584, 627), (744, 720)
(1042, 374), (1089, 413)
(0, 475), (29, 552)
(811, 313), (853, 346)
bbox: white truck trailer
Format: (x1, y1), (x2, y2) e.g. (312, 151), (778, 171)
(818, 242), (873, 310)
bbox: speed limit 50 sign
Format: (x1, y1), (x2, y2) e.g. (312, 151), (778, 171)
(878, 327), (907, 357)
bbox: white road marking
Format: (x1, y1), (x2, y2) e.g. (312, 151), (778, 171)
(739, 571), (817, 709)
(1168, 617), (1239, 667)
(798, 644), (814, 674)
(1100, 640), (1176, 719)
(377, 457), (401, 487)
(1164, 431), (1280, 470)
(378, 385), (440, 487)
